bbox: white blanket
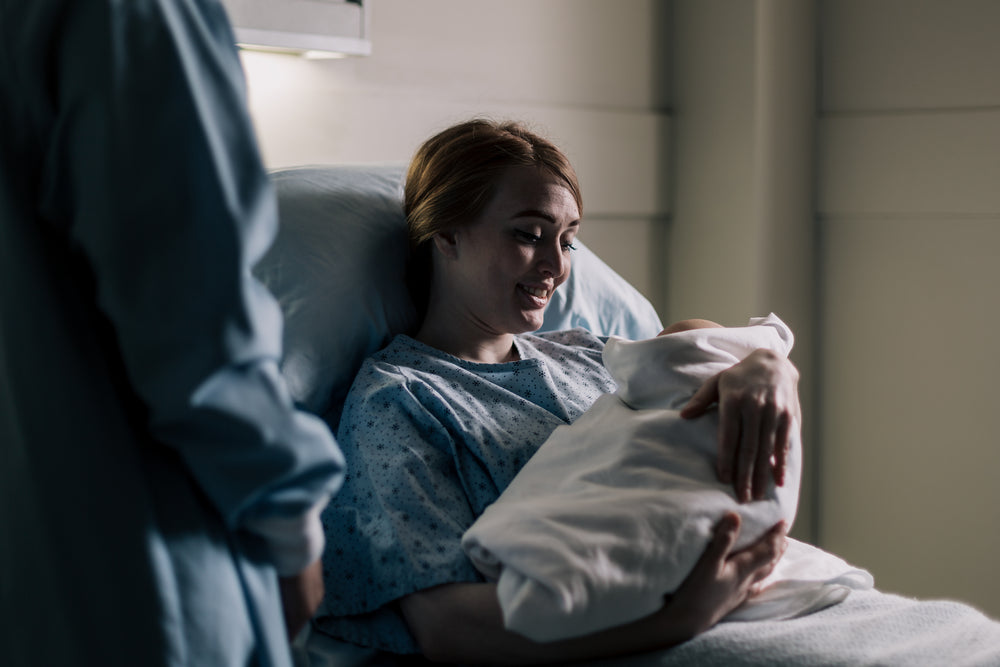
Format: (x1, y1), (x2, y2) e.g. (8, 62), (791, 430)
(462, 314), (872, 641)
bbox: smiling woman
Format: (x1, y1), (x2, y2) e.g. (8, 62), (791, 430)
(403, 120), (583, 334)
(314, 119), (798, 664)
(415, 164), (581, 363)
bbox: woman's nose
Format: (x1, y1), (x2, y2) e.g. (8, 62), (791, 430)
(537, 241), (568, 278)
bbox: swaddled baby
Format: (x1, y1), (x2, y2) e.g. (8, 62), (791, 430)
(463, 314), (870, 641)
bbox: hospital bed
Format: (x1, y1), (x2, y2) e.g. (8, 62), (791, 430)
(255, 165), (1000, 666)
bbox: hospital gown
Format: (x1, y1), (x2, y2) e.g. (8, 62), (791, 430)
(315, 331), (616, 653)
(0, 1), (344, 666)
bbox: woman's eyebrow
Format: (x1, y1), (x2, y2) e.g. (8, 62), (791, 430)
(512, 209), (580, 226)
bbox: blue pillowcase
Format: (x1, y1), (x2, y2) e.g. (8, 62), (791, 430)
(542, 241), (663, 341)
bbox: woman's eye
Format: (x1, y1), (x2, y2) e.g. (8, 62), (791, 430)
(562, 242), (578, 252)
(515, 230), (542, 244)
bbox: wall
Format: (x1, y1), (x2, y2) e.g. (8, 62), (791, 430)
(240, 0), (673, 313)
(816, 0), (1000, 618)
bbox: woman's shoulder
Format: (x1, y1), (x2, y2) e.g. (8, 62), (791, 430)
(522, 327), (606, 353)
(346, 335), (434, 392)
(337, 338), (433, 440)
(341, 334), (471, 418)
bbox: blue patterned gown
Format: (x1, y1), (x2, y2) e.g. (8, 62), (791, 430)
(316, 330), (617, 653)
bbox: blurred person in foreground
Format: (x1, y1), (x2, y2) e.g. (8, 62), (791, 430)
(0, 1), (344, 665)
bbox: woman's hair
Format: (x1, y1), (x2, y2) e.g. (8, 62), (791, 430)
(404, 119), (582, 318)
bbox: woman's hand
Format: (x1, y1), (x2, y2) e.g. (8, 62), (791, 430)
(681, 348), (801, 502)
(669, 513), (788, 635)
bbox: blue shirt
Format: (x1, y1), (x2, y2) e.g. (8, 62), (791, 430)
(0, 2), (343, 665)
(316, 330), (616, 653)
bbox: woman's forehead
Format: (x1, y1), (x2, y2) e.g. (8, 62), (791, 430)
(487, 166), (580, 222)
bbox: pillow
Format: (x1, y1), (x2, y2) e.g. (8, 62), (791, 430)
(541, 242), (662, 340)
(254, 164), (664, 424)
(254, 165), (415, 421)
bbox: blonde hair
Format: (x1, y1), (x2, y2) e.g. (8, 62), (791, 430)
(404, 119), (582, 316)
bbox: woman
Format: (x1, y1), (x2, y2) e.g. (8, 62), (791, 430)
(317, 120), (798, 664)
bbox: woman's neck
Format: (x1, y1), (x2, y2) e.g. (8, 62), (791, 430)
(415, 317), (519, 364)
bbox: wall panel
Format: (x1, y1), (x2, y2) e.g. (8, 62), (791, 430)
(819, 112), (1000, 215)
(819, 218), (1000, 611)
(242, 70), (671, 220)
(821, 0), (1000, 111)
(818, 0), (1000, 619)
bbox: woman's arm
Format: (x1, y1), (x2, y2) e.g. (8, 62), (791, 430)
(399, 514), (786, 666)
(681, 348), (801, 502)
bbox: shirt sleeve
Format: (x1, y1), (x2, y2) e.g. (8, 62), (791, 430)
(317, 360), (484, 653)
(38, 0), (344, 573)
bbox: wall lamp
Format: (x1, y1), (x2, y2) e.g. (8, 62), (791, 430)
(220, 0), (372, 59)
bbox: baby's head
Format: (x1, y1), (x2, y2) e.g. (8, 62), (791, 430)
(658, 318), (723, 336)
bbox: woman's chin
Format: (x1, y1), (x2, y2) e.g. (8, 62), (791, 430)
(519, 311), (547, 333)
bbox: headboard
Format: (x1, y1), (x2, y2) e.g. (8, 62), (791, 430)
(253, 164), (663, 426)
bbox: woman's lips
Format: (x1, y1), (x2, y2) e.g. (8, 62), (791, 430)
(518, 284), (551, 307)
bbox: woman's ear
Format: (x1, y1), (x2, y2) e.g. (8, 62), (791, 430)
(432, 229), (459, 260)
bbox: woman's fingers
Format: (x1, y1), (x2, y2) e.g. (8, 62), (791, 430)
(731, 520), (787, 586)
(708, 512), (741, 561)
(745, 535), (787, 596)
(752, 398), (778, 500)
(735, 397), (762, 502)
(772, 410), (792, 487)
(754, 521), (788, 581)
(685, 350), (801, 502)
(716, 393), (739, 486)
(673, 515), (788, 634)
(681, 373), (720, 419)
